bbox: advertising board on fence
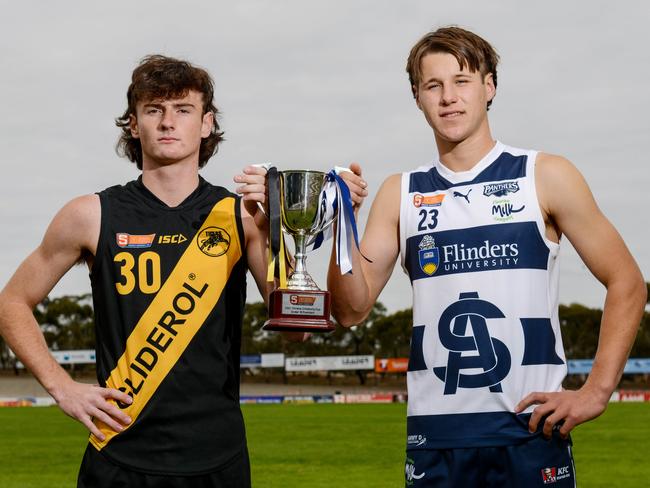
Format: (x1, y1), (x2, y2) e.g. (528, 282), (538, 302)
(568, 358), (650, 375)
(16, 349), (96, 368)
(285, 355), (374, 372)
(344, 393), (394, 404)
(375, 358), (409, 373)
(240, 353), (285, 368)
(615, 390), (650, 402)
(240, 355), (262, 368)
(261, 353), (285, 368)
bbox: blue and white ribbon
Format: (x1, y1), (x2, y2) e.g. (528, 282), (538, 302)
(309, 167), (362, 275)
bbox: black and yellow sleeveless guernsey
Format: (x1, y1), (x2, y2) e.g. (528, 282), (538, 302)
(87, 176), (247, 475)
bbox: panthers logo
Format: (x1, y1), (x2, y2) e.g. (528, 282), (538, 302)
(197, 227), (230, 257)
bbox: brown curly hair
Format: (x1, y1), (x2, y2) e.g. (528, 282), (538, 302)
(116, 55), (224, 169)
(406, 26), (499, 110)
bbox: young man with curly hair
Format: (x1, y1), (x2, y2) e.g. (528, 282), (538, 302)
(0, 55), (270, 487)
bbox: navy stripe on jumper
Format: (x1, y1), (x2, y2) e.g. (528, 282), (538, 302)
(409, 152), (527, 193)
(405, 222), (549, 282)
(406, 411), (539, 449)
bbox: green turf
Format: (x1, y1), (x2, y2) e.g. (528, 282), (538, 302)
(570, 403), (650, 487)
(0, 407), (88, 488)
(245, 404), (406, 487)
(0, 403), (648, 487)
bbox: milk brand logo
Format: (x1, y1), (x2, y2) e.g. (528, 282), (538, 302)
(405, 457), (425, 485)
(418, 235), (439, 276)
(433, 292), (511, 395)
(483, 181), (519, 197)
(491, 199), (525, 222)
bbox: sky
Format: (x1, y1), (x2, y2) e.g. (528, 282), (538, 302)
(0, 0), (648, 313)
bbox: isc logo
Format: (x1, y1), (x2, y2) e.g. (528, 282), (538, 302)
(158, 234), (188, 245)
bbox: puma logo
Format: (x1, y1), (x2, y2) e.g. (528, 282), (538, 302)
(453, 188), (472, 204)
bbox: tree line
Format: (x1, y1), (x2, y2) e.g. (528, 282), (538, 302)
(0, 284), (649, 371)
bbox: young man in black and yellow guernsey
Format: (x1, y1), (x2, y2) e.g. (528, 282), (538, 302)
(0, 55), (272, 487)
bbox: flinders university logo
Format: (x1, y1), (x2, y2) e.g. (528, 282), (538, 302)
(418, 235), (439, 276)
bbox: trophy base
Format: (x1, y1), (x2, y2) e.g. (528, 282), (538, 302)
(263, 289), (335, 333)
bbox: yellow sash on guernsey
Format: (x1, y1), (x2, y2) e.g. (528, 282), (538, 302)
(90, 197), (242, 451)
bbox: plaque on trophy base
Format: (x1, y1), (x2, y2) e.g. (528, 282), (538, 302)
(263, 289), (335, 332)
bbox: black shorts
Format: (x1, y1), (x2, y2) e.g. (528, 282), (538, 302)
(77, 444), (251, 488)
(405, 432), (576, 487)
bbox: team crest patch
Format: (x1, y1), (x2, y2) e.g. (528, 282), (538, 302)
(197, 227), (230, 257)
(483, 181), (519, 197)
(418, 235), (439, 276)
(413, 193), (445, 208)
(116, 233), (155, 248)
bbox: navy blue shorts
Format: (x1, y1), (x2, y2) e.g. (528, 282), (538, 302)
(405, 432), (576, 487)
(77, 444), (251, 488)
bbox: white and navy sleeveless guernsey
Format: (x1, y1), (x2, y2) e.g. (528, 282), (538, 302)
(400, 141), (566, 450)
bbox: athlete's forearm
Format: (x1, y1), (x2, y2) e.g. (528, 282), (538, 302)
(327, 245), (372, 326)
(0, 297), (73, 399)
(582, 274), (646, 400)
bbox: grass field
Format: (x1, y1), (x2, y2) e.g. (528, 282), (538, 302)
(0, 403), (648, 487)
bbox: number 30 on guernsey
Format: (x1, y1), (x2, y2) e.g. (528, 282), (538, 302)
(114, 251), (162, 295)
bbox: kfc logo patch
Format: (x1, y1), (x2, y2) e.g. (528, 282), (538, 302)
(541, 465), (571, 484)
(541, 467), (556, 484)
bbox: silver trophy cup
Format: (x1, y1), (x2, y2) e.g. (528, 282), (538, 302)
(263, 169), (336, 332)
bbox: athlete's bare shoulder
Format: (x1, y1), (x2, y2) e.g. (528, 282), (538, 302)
(380, 173), (402, 191)
(535, 152), (576, 175)
(535, 152), (590, 215)
(374, 173), (401, 207)
(535, 151), (601, 245)
(45, 194), (101, 258)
